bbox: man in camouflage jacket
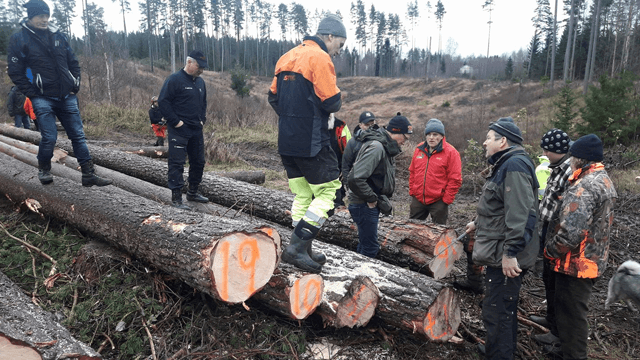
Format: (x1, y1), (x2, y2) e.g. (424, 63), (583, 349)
(544, 134), (617, 360)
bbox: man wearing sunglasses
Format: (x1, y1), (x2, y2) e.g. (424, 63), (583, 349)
(268, 14), (347, 273)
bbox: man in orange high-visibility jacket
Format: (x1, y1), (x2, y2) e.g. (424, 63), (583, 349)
(544, 134), (617, 359)
(268, 14), (346, 274)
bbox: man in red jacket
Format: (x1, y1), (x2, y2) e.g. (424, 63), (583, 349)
(408, 118), (462, 224)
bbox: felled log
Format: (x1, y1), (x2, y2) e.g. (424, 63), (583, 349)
(0, 152), (280, 304)
(0, 125), (461, 279)
(0, 271), (101, 360)
(212, 170), (265, 185)
(118, 146), (168, 158)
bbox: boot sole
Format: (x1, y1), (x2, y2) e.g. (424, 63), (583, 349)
(281, 252), (322, 273)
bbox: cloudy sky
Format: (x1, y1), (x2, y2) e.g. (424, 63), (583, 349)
(61, 0), (548, 58)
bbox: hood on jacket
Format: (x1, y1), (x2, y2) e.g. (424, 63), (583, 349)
(360, 127), (402, 158)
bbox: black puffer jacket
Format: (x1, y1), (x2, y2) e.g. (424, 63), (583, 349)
(7, 20), (80, 99)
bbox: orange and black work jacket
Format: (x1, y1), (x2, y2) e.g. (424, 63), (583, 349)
(268, 36), (342, 157)
(408, 138), (462, 206)
(544, 163), (617, 278)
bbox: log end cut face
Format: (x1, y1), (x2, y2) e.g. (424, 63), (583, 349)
(335, 276), (380, 328)
(0, 336), (42, 360)
(429, 229), (463, 280)
(211, 232), (278, 304)
(289, 274), (324, 320)
(420, 287), (461, 342)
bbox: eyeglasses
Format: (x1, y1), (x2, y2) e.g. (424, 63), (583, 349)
(403, 133), (411, 140)
(339, 42), (345, 49)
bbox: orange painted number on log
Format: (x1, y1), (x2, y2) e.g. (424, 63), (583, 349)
(423, 302), (448, 340)
(292, 278), (322, 317)
(238, 238), (259, 295)
(219, 241), (230, 301)
(346, 284), (375, 322)
(435, 237), (457, 268)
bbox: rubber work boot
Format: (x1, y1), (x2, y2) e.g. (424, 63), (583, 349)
(80, 161), (113, 187)
(186, 185), (209, 203)
(38, 160), (53, 185)
(282, 220), (322, 273)
(171, 189), (190, 210)
(307, 238), (327, 265)
(534, 332), (561, 345)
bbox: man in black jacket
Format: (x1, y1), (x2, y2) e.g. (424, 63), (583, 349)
(158, 50), (209, 210)
(7, 0), (111, 187)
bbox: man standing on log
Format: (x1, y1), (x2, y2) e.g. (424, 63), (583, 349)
(158, 50), (209, 210)
(342, 110), (378, 191)
(408, 118), (462, 225)
(149, 96), (166, 147)
(268, 14), (346, 273)
(466, 117), (539, 359)
(348, 113), (412, 258)
(7, 0), (112, 187)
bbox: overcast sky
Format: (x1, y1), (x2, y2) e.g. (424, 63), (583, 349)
(60, 0), (547, 58)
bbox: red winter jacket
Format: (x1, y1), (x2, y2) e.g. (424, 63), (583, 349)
(408, 138), (462, 205)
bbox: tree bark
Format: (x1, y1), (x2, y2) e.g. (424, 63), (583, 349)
(0, 271), (101, 360)
(0, 152), (281, 305)
(0, 125), (462, 279)
(117, 146), (168, 158)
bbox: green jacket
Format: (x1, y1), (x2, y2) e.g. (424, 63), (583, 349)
(473, 146), (540, 269)
(347, 128), (401, 204)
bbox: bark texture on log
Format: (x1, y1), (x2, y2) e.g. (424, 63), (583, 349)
(212, 170), (266, 185)
(0, 271), (102, 360)
(0, 153), (280, 304)
(118, 146), (168, 158)
(0, 125), (461, 279)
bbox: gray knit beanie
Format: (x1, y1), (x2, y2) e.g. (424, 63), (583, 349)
(424, 118), (445, 136)
(317, 14), (347, 39)
(489, 117), (523, 145)
(24, 0), (50, 19)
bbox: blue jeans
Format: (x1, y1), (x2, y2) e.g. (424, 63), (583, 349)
(348, 202), (380, 258)
(167, 125), (205, 190)
(14, 114), (30, 129)
(31, 95), (91, 166)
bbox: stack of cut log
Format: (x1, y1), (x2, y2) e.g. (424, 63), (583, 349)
(0, 125), (464, 353)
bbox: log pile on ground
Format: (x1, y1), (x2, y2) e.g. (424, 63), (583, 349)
(0, 125), (462, 279)
(0, 126), (463, 344)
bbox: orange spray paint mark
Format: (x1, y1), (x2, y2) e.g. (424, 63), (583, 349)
(218, 241), (230, 301)
(303, 278), (322, 312)
(238, 238), (259, 295)
(292, 281), (301, 317)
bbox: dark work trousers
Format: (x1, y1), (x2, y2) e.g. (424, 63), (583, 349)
(409, 197), (448, 224)
(555, 272), (596, 360)
(483, 266), (525, 360)
(167, 125), (205, 190)
(542, 259), (559, 336)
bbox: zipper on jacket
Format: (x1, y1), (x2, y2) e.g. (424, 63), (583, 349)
(36, 74), (43, 94)
(421, 149), (430, 204)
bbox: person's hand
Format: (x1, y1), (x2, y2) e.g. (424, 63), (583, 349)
(175, 120), (184, 128)
(502, 255), (522, 278)
(367, 201), (377, 209)
(465, 221), (476, 235)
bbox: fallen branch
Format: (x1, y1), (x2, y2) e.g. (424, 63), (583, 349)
(0, 222), (58, 276)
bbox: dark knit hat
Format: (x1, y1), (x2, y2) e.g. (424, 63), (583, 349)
(386, 112), (413, 134)
(317, 14), (347, 39)
(424, 118), (445, 136)
(540, 128), (571, 154)
(24, 0), (50, 19)
(188, 50), (208, 69)
(489, 117), (523, 144)
(359, 111), (375, 124)
(569, 134), (603, 162)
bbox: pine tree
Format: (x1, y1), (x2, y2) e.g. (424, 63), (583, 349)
(505, 56), (514, 79)
(552, 83), (578, 133)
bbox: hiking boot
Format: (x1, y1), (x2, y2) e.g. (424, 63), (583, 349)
(542, 343), (563, 358)
(171, 189), (190, 210)
(453, 277), (484, 294)
(80, 161), (112, 187)
(282, 220), (322, 273)
(186, 185), (209, 203)
(534, 332), (561, 345)
(38, 160), (53, 185)
(529, 315), (550, 328)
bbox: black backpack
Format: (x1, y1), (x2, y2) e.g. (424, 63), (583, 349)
(7, 86), (27, 117)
